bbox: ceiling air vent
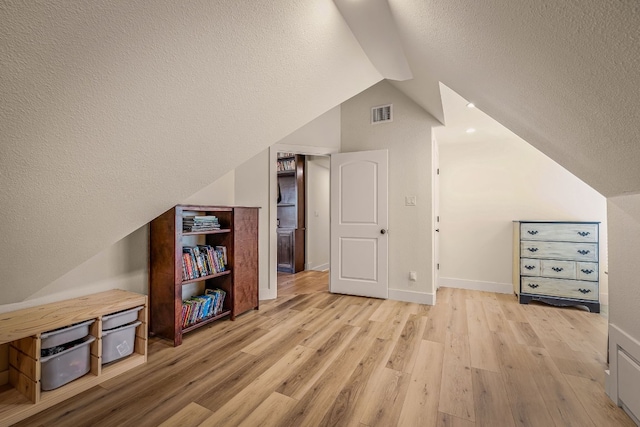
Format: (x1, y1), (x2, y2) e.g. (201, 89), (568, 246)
(371, 104), (393, 124)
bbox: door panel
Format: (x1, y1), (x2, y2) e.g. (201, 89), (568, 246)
(330, 149), (388, 299)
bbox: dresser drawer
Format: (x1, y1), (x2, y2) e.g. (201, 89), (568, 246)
(521, 277), (598, 301)
(520, 258), (539, 276)
(520, 241), (597, 262)
(576, 262), (598, 281)
(540, 259), (576, 279)
(521, 223), (598, 243)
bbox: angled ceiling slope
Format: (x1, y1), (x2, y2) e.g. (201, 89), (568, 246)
(333, 0), (413, 81)
(333, 0), (445, 123)
(0, 1), (382, 304)
(390, 0), (640, 197)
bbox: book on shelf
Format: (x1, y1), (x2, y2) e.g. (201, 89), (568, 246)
(183, 215), (221, 232)
(277, 158), (296, 172)
(182, 245), (227, 281)
(181, 289), (227, 328)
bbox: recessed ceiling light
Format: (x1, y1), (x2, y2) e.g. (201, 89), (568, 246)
(466, 102), (475, 108)
(466, 128), (476, 133)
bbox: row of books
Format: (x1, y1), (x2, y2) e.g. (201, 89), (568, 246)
(277, 158), (296, 171)
(182, 245), (227, 281)
(183, 215), (221, 232)
(181, 289), (227, 328)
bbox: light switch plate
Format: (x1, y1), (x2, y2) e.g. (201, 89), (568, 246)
(405, 196), (417, 206)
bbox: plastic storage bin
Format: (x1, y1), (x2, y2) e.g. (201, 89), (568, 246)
(41, 320), (95, 349)
(40, 335), (96, 391)
(101, 306), (143, 330)
(102, 321), (141, 364)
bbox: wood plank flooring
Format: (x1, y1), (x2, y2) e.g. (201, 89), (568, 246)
(16, 271), (634, 426)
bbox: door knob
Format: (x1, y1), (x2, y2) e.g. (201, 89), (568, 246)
(435, 229), (440, 232)
(380, 229), (387, 235)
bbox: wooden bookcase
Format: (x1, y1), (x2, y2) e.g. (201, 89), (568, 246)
(149, 205), (259, 346)
(0, 289), (147, 426)
(277, 154), (305, 273)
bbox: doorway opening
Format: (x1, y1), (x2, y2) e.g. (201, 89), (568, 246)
(269, 145), (334, 299)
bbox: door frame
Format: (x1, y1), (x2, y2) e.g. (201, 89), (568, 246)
(267, 143), (338, 300)
(432, 137), (440, 299)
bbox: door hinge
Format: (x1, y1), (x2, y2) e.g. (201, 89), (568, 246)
(437, 215), (439, 222)
(437, 263), (440, 270)
(437, 168), (440, 175)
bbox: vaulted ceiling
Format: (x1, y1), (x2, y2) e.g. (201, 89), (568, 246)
(1, 1), (639, 304)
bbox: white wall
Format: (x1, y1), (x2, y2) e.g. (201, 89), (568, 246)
(231, 107), (341, 300)
(306, 156), (331, 271)
(437, 137), (608, 298)
(0, 1), (382, 305)
(276, 107), (341, 151)
(341, 81), (438, 304)
(606, 193), (640, 418)
(234, 149), (271, 300)
(0, 171), (236, 314)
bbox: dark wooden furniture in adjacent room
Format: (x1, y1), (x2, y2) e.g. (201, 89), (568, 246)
(277, 154), (305, 273)
(149, 205), (259, 346)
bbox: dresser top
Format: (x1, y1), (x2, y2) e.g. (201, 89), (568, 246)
(513, 220), (600, 224)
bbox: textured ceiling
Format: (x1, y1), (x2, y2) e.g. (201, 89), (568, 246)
(390, 0), (640, 197)
(0, 1), (382, 303)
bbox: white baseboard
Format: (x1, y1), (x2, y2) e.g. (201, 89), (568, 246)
(388, 289), (435, 305)
(607, 322), (640, 423)
(439, 277), (513, 294)
(309, 263), (329, 272)
(259, 287), (276, 301)
(600, 292), (609, 305)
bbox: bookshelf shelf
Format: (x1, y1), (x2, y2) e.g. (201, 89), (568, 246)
(181, 310), (232, 333)
(182, 228), (231, 236)
(181, 270), (231, 285)
(149, 205), (259, 346)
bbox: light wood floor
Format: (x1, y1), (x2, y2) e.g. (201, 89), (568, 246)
(17, 271), (634, 426)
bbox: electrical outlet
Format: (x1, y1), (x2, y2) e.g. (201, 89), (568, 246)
(409, 271), (417, 281)
(405, 196), (417, 206)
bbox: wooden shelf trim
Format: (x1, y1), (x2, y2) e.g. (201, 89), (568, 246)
(181, 310), (232, 333)
(182, 228), (231, 236)
(0, 290), (147, 345)
(181, 270), (231, 285)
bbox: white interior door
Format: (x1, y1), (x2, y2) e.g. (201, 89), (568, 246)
(330, 149), (388, 299)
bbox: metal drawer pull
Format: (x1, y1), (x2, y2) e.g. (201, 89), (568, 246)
(581, 269), (594, 274)
(578, 288), (591, 294)
(527, 248), (539, 252)
(524, 265), (536, 270)
(577, 231), (591, 237)
(527, 283), (539, 289)
(527, 230), (539, 235)
(577, 249), (590, 255)
(551, 267), (564, 272)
